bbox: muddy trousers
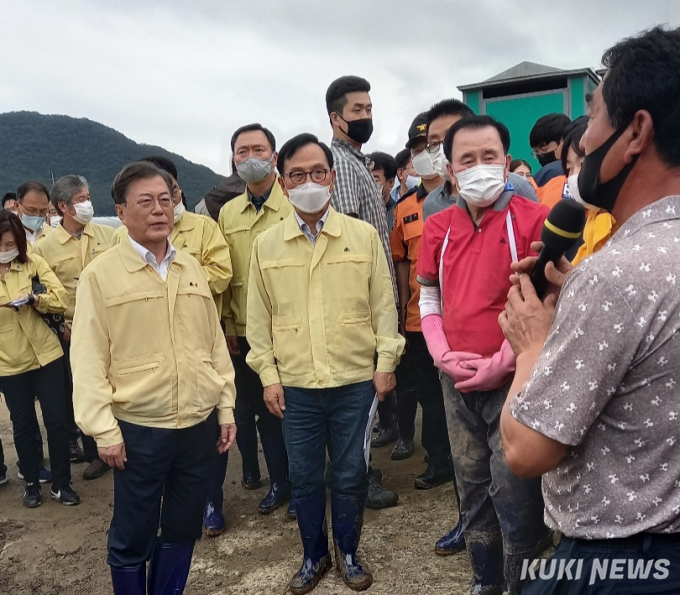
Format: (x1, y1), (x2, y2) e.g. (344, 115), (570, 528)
(440, 375), (548, 595)
(107, 411), (218, 568)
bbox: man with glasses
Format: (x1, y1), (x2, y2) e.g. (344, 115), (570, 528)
(34, 175), (115, 478)
(114, 156), (234, 534)
(218, 124), (295, 523)
(391, 113), (454, 493)
(529, 113), (571, 208)
(15, 181), (53, 247)
(246, 133), (404, 593)
(72, 161), (237, 595)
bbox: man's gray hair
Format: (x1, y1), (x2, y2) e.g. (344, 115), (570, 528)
(51, 175), (89, 213)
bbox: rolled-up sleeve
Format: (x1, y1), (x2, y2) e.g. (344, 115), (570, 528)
(245, 237), (281, 387)
(71, 269), (121, 447)
(369, 229), (405, 372)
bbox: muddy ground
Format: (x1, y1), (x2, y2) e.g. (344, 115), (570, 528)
(0, 405), (477, 595)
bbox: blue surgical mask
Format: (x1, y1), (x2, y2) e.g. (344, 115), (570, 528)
(20, 213), (46, 232)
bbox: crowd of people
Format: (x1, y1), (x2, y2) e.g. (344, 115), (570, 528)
(1, 24), (679, 595)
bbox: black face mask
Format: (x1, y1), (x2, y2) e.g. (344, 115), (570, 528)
(338, 115), (374, 144)
(577, 122), (639, 214)
(536, 151), (556, 167)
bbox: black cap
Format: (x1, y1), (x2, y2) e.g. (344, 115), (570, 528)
(405, 112), (429, 149)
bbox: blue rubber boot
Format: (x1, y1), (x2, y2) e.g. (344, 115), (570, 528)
(467, 535), (504, 595)
(147, 541), (194, 595)
(435, 471), (465, 555)
(111, 563), (146, 595)
(331, 493), (372, 591)
(203, 451), (228, 536)
(289, 489), (331, 594)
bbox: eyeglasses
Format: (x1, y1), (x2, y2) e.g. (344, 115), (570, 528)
(18, 203), (49, 217)
(426, 141), (442, 154)
(172, 184), (183, 197)
(124, 196), (173, 210)
(285, 169), (330, 185)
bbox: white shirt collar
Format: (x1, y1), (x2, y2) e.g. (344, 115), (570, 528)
(128, 235), (177, 281)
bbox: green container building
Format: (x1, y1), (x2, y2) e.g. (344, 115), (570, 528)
(458, 62), (600, 172)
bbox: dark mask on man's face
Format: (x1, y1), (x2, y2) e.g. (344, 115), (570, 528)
(337, 115), (374, 144)
(577, 121), (638, 214)
(536, 151), (557, 167)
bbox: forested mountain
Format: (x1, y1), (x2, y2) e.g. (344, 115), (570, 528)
(0, 111), (222, 215)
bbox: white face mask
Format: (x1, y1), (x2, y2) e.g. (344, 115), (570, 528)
(430, 146), (450, 181)
(0, 248), (19, 264)
(287, 182), (331, 214)
(567, 173), (599, 211)
(72, 200), (94, 225)
(411, 150), (437, 178)
(49, 216), (62, 228)
(173, 201), (185, 223)
(390, 174), (421, 202)
(454, 164), (507, 208)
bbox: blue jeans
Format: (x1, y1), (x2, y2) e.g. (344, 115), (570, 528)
(282, 380), (376, 501)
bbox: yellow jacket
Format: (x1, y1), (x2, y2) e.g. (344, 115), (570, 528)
(71, 238), (236, 448)
(572, 210), (618, 266)
(246, 208), (405, 389)
(218, 180), (293, 336)
(26, 224), (53, 251)
(0, 253), (68, 375)
(33, 222), (114, 325)
(113, 212), (232, 310)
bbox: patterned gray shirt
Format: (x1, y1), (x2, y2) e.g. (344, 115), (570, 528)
(511, 195), (680, 539)
(330, 138), (397, 303)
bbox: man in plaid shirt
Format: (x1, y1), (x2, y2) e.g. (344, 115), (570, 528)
(327, 75), (398, 304)
(326, 75), (400, 512)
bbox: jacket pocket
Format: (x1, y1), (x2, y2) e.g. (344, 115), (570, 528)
(272, 315), (308, 377)
(111, 354), (169, 414)
(334, 310), (376, 374)
(194, 350), (225, 414)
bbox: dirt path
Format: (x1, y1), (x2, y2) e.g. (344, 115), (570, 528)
(0, 406), (474, 595)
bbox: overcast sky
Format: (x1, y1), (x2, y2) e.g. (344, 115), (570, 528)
(1, 0), (678, 176)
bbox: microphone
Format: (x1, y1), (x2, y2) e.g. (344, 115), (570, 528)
(529, 199), (586, 298)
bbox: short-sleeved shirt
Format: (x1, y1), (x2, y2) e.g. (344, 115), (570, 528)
(390, 184), (427, 332)
(330, 138), (397, 303)
(417, 191), (548, 358)
(510, 195), (680, 540)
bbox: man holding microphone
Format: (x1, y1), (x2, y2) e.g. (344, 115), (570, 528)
(501, 27), (680, 593)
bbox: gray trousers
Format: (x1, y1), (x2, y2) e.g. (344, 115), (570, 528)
(441, 373), (548, 594)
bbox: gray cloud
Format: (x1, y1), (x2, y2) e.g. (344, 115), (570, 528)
(1, 0), (678, 175)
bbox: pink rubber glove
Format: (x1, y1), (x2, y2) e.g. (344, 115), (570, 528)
(455, 340), (517, 392)
(421, 315), (482, 383)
